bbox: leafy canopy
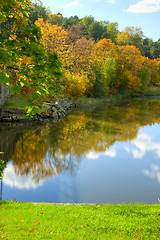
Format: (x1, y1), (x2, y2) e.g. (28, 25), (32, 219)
(0, 0), (63, 117)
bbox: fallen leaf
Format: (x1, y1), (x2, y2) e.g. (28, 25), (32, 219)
(29, 228), (35, 232)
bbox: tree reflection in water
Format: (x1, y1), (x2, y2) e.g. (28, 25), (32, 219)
(2, 98), (160, 184)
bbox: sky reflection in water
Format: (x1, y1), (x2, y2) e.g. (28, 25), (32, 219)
(1, 98), (160, 204)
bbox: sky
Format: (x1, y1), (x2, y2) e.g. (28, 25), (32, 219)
(39, 0), (160, 41)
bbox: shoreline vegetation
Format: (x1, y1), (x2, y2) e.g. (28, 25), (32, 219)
(0, 85), (160, 121)
(4, 85), (160, 109)
(0, 201), (160, 239)
(75, 86), (160, 108)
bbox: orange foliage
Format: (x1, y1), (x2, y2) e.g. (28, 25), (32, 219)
(93, 38), (118, 65)
(118, 45), (145, 74)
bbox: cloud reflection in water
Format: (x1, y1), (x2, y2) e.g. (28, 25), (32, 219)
(143, 165), (160, 184)
(125, 133), (160, 159)
(85, 147), (116, 160)
(3, 161), (45, 190)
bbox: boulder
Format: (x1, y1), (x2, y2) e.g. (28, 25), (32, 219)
(0, 98), (76, 122)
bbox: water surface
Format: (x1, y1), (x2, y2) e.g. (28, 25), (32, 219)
(1, 98), (160, 204)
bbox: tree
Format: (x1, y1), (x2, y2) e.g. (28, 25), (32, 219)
(62, 15), (80, 29)
(148, 59), (160, 86)
(137, 64), (150, 93)
(66, 24), (85, 44)
(29, 2), (50, 24)
(107, 22), (119, 43)
(118, 45), (149, 93)
(150, 41), (160, 59)
(81, 16), (94, 37)
(48, 13), (63, 26)
(143, 38), (153, 58)
(0, 0), (63, 116)
(35, 18), (68, 54)
(117, 26), (144, 52)
(99, 20), (109, 39)
(62, 37), (94, 97)
(88, 21), (104, 42)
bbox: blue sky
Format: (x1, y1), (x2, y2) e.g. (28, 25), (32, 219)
(40, 0), (160, 41)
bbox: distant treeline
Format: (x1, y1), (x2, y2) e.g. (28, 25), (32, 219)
(29, 3), (160, 60)
(25, 2), (160, 98)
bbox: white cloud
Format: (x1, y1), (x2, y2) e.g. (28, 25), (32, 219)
(131, 133), (160, 159)
(66, 1), (83, 7)
(3, 162), (44, 190)
(85, 147), (116, 160)
(126, 0), (160, 13)
(143, 164), (160, 184)
(107, 0), (115, 4)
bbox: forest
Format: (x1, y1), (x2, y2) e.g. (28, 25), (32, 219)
(0, 0), (160, 116)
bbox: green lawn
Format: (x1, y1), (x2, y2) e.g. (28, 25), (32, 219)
(0, 201), (160, 239)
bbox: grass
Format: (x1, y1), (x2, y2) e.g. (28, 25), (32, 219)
(144, 86), (160, 96)
(0, 201), (160, 239)
(3, 95), (31, 110)
(76, 86), (160, 110)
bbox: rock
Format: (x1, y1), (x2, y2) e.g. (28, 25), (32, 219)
(0, 98), (76, 122)
(50, 112), (58, 119)
(51, 106), (57, 113)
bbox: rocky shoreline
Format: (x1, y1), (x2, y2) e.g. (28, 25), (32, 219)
(0, 98), (76, 122)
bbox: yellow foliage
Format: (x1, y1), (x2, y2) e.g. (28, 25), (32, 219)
(125, 70), (142, 92)
(148, 59), (160, 85)
(35, 18), (68, 56)
(63, 71), (91, 97)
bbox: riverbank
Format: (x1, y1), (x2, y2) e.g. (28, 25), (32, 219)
(0, 201), (159, 239)
(76, 86), (160, 110)
(1, 86), (160, 122)
(0, 98), (76, 122)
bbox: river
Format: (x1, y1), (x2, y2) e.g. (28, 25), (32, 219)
(1, 97), (160, 204)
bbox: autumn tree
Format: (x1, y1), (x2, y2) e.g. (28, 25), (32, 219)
(117, 26), (144, 52)
(148, 59), (160, 86)
(118, 45), (150, 93)
(66, 24), (85, 44)
(35, 18), (68, 55)
(0, 0), (63, 116)
(62, 37), (95, 97)
(90, 39), (120, 95)
(48, 13), (63, 26)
